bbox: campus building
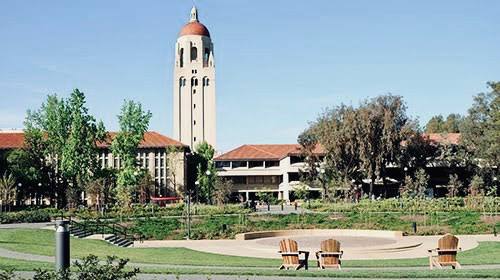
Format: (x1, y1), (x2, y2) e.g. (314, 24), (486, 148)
(0, 131), (189, 198)
(173, 6), (216, 150)
(214, 134), (462, 201)
(214, 144), (325, 201)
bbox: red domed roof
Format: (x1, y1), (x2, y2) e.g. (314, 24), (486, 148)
(179, 22), (210, 37)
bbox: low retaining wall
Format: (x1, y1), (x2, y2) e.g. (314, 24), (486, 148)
(235, 229), (403, 240)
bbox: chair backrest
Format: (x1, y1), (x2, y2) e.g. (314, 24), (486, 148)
(437, 233), (459, 263)
(320, 239), (341, 265)
(279, 239), (299, 265)
(321, 239), (341, 252)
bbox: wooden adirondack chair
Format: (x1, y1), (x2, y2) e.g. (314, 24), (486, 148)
(315, 239), (343, 269)
(278, 239), (309, 270)
(428, 233), (462, 269)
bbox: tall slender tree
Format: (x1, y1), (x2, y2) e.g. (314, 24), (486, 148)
(111, 100), (152, 208)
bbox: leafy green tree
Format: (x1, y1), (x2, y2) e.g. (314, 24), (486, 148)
(0, 172), (17, 212)
(425, 114), (463, 133)
(443, 114), (463, 133)
(400, 121), (439, 170)
(310, 104), (363, 199)
(297, 130), (324, 198)
(399, 168), (428, 198)
(469, 175), (485, 196)
(111, 100), (152, 208)
(194, 142), (216, 204)
(447, 174), (463, 197)
(61, 90), (106, 205)
(358, 95), (409, 196)
(425, 115), (445, 133)
(461, 81), (499, 167)
(22, 90), (105, 208)
(213, 177), (233, 205)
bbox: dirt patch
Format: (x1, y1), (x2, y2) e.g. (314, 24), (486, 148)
(480, 215), (500, 224)
(414, 225), (452, 236)
(400, 215), (427, 223)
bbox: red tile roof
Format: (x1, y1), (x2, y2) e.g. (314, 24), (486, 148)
(215, 144), (324, 161)
(424, 133), (461, 145)
(0, 132), (24, 150)
(216, 134), (461, 161)
(0, 131), (185, 150)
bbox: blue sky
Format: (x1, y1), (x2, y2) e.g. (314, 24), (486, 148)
(1, 0), (499, 151)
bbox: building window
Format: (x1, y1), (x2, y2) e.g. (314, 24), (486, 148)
(193, 104), (196, 109)
(193, 89), (196, 94)
(179, 48), (184, 67)
(232, 161), (247, 168)
(203, 48), (209, 66)
(194, 137), (197, 142)
(265, 161), (279, 167)
(249, 161), (264, 168)
(193, 120), (196, 125)
(215, 161), (230, 168)
(191, 47), (197, 61)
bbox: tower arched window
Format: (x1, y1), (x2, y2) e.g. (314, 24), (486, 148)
(179, 48), (184, 67)
(203, 48), (210, 67)
(191, 47), (197, 61)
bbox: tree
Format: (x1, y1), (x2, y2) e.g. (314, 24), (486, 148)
(193, 141), (216, 204)
(166, 145), (184, 196)
(86, 168), (116, 213)
(297, 130), (324, 198)
(22, 89), (105, 208)
(310, 104), (363, 199)
(111, 100), (152, 208)
(447, 174), (463, 197)
(425, 115), (445, 133)
(60, 90), (106, 205)
(425, 114), (463, 133)
(443, 114), (463, 133)
(400, 121), (439, 170)
(469, 175), (484, 196)
(358, 95), (409, 196)
(135, 171), (154, 204)
(0, 173), (17, 212)
(461, 81), (499, 167)
(399, 168), (428, 198)
(213, 177), (233, 205)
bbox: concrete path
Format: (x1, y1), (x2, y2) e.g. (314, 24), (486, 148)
(0, 222), (53, 229)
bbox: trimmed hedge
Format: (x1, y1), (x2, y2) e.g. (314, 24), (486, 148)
(0, 209), (51, 224)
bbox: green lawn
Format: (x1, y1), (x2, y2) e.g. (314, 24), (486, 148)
(0, 229), (499, 268)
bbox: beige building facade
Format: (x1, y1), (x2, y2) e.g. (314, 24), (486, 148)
(173, 7), (216, 150)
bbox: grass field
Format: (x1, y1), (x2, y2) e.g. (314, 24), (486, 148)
(0, 229), (499, 268)
(0, 229), (499, 278)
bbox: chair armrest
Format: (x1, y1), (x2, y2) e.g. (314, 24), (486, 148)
(436, 249), (460, 253)
(298, 250), (309, 255)
(279, 252), (300, 256)
(319, 252), (343, 256)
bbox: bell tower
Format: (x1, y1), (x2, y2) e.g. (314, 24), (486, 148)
(173, 6), (216, 150)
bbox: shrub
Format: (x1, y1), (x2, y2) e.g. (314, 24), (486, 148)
(133, 218), (181, 240)
(0, 209), (51, 224)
